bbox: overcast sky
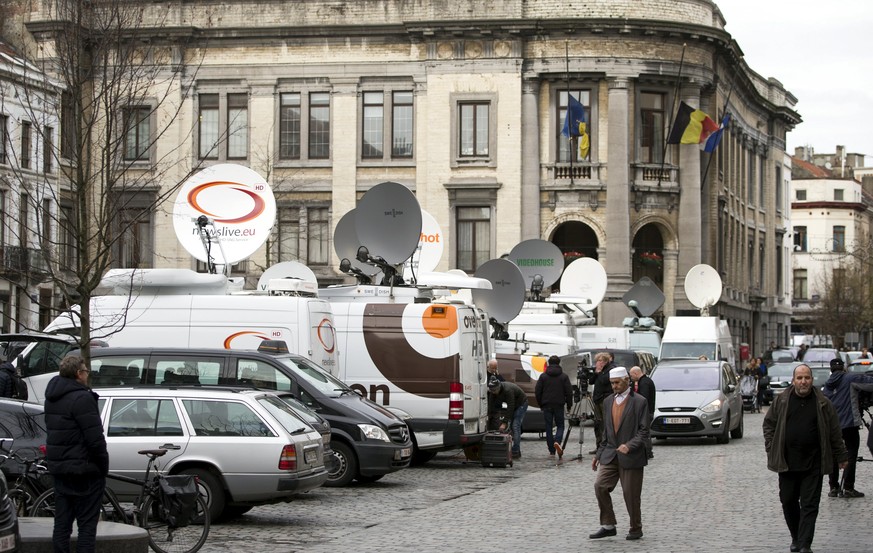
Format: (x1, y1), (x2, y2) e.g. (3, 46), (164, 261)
(717, 0), (873, 161)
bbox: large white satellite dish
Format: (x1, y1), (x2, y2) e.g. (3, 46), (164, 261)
(559, 258), (607, 310)
(256, 261), (318, 292)
(684, 264), (723, 313)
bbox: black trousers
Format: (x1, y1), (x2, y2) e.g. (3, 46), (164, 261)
(829, 426), (860, 490)
(52, 475), (106, 553)
(779, 468), (823, 549)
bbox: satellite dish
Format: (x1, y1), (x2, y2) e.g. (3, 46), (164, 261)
(333, 210), (381, 280)
(559, 258), (607, 310)
(355, 182), (422, 265)
(508, 239), (564, 290)
(684, 264), (723, 310)
(472, 259), (526, 324)
(257, 261), (318, 292)
(622, 277), (665, 317)
(403, 210), (444, 281)
(173, 164), (276, 264)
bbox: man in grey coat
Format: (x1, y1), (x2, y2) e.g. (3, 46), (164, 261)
(763, 364), (848, 553)
(589, 366), (650, 541)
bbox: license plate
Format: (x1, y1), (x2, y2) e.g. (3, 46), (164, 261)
(0, 534), (15, 552)
(304, 447), (318, 464)
(400, 447), (412, 458)
(665, 417), (690, 424)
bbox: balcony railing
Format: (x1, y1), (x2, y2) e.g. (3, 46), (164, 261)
(0, 245), (50, 279)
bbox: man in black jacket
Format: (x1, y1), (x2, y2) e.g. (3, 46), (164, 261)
(588, 352), (614, 453)
(0, 362), (17, 398)
(45, 355), (109, 553)
(535, 355), (573, 459)
(629, 366), (656, 459)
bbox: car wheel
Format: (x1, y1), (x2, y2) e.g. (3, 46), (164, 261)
(325, 441), (357, 487)
(411, 447), (437, 466)
(221, 505), (253, 519)
(180, 467), (226, 521)
(715, 412), (731, 444)
(730, 411), (744, 439)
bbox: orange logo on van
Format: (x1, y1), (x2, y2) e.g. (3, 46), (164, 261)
(317, 319), (336, 353)
(223, 331), (271, 349)
(188, 181), (267, 224)
(421, 305), (458, 338)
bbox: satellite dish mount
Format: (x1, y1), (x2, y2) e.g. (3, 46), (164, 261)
(195, 215), (230, 276)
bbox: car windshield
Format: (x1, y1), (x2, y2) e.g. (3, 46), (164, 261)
(768, 363), (798, 378)
(256, 395), (311, 434)
(811, 368), (830, 387)
(277, 356), (352, 397)
(652, 366), (719, 391)
(802, 349), (838, 363)
(660, 342), (716, 360)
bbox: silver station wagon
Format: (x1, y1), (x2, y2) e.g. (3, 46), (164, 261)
(96, 387), (328, 520)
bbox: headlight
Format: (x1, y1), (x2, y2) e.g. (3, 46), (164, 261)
(358, 424), (390, 442)
(700, 399), (723, 413)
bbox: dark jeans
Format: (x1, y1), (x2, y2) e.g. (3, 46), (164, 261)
(779, 468), (823, 549)
(53, 475), (106, 553)
(542, 406), (565, 454)
(829, 426), (860, 490)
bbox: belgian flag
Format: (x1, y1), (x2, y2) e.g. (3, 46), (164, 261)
(667, 102), (719, 145)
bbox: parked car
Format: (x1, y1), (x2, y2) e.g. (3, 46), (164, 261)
(96, 386), (328, 521)
(79, 346), (412, 488)
(0, 470), (19, 552)
(798, 347), (840, 369)
(848, 358), (873, 374)
(767, 362), (802, 396)
(0, 399), (47, 480)
(275, 393), (338, 474)
(649, 360), (744, 444)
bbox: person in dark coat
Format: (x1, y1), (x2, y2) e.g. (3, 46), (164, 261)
(588, 352), (614, 453)
(0, 362), (17, 398)
(589, 367), (650, 541)
(45, 355), (109, 553)
(535, 355), (573, 459)
(629, 366), (655, 459)
(487, 377), (528, 459)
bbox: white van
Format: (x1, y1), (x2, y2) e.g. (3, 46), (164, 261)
(31, 269), (339, 403)
(659, 316), (736, 370)
(322, 285), (489, 464)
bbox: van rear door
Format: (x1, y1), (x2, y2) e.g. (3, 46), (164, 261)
(307, 301), (339, 376)
(457, 306), (488, 436)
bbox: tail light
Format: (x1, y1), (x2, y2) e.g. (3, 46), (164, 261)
(449, 381), (463, 420)
(278, 444), (297, 470)
(39, 444), (47, 455)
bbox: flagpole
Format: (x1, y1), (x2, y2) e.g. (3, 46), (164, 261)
(701, 82), (734, 186)
(565, 41), (575, 186)
(658, 43), (686, 187)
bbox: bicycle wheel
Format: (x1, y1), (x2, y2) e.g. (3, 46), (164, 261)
(141, 493), (209, 553)
(29, 489), (56, 517)
(31, 488), (120, 521)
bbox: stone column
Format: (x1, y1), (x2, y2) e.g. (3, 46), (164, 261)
(673, 84), (703, 313)
(662, 249), (679, 316)
(521, 77), (541, 239)
(600, 77), (633, 326)
(330, 79), (360, 269)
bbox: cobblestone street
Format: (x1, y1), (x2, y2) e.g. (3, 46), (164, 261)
(201, 411), (873, 552)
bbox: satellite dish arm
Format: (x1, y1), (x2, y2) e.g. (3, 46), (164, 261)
(195, 216), (231, 277)
(356, 246), (401, 286)
(339, 258), (373, 285)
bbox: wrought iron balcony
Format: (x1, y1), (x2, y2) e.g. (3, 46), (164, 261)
(0, 245), (51, 279)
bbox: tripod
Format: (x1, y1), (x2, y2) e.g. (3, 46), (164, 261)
(560, 389), (598, 461)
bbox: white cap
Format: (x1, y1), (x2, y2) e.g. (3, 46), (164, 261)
(609, 366), (629, 379)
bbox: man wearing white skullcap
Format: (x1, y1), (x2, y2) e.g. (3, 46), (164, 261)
(589, 365), (650, 542)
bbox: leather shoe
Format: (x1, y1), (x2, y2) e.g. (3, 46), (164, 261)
(588, 527), (617, 539)
(626, 530), (643, 540)
(790, 542), (800, 552)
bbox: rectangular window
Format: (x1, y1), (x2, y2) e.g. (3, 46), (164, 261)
(833, 226), (845, 252)
(640, 92), (665, 163)
(198, 94), (219, 159)
(226, 93), (248, 159)
(279, 93), (301, 160)
(758, 239), (765, 288)
(758, 155), (765, 206)
(21, 121), (31, 169)
(558, 90), (590, 162)
(277, 206), (300, 262)
(307, 207), (329, 265)
(309, 92), (330, 159)
(117, 206), (153, 268)
(796, 189), (806, 201)
(43, 126), (53, 173)
(392, 91), (414, 158)
(747, 150), (755, 204)
(182, 399), (275, 438)
(61, 93), (75, 160)
(0, 191), (5, 246)
(775, 165), (782, 207)
(41, 198), (51, 248)
(459, 102), (489, 157)
(747, 235), (754, 284)
(793, 226), (807, 252)
(123, 107), (150, 161)
(107, 399), (183, 437)
(834, 189), (844, 201)
(794, 269), (808, 300)
(456, 206), (490, 272)
(0, 114), (7, 164)
(19, 193), (28, 248)
(362, 92), (384, 159)
(776, 243), (783, 295)
(59, 202), (77, 269)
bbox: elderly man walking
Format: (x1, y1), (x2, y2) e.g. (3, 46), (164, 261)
(589, 366), (650, 541)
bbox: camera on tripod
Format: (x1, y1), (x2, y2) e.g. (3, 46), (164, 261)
(574, 361), (591, 403)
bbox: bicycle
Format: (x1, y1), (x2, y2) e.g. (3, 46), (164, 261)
(0, 441), (51, 516)
(30, 449), (210, 553)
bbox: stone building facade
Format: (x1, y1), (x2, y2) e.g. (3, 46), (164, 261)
(17, 0), (799, 353)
